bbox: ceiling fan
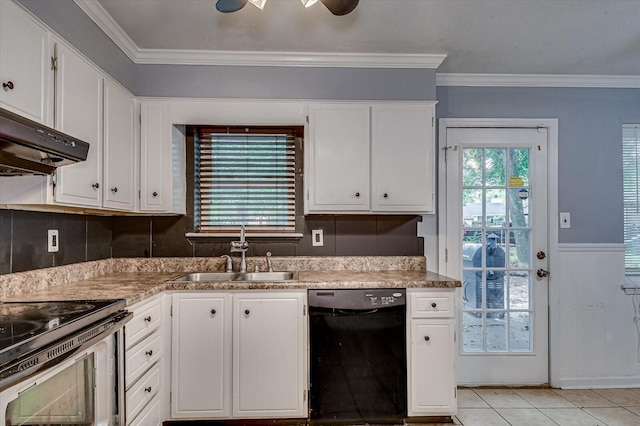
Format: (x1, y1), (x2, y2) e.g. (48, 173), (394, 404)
(216, 0), (359, 16)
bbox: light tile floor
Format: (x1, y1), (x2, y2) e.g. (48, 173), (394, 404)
(454, 388), (640, 426)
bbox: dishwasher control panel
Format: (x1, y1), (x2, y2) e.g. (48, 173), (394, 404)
(309, 289), (406, 310)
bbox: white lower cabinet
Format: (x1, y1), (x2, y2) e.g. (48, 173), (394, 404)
(171, 291), (308, 420)
(124, 295), (166, 426)
(407, 289), (457, 417)
(171, 293), (232, 418)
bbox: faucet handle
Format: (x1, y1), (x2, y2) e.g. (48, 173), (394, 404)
(266, 252), (273, 272)
(220, 255), (233, 272)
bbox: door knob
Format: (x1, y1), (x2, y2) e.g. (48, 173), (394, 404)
(536, 251), (546, 260)
(536, 268), (550, 278)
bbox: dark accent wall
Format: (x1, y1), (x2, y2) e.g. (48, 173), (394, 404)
(0, 210), (112, 274)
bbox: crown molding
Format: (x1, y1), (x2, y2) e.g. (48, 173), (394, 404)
(74, 0), (445, 68)
(73, 0), (139, 62)
(436, 73), (640, 88)
(134, 49), (446, 68)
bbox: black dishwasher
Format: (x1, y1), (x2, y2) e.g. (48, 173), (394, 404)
(309, 289), (407, 424)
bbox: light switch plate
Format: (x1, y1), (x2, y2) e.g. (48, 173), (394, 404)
(560, 212), (571, 229)
(312, 229), (324, 247)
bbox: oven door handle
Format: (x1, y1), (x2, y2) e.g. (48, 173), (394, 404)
(0, 311), (132, 392)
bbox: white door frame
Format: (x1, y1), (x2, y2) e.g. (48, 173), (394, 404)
(438, 118), (560, 387)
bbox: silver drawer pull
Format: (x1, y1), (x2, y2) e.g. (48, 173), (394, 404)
(424, 336), (430, 341)
(146, 350), (153, 357)
(145, 386), (152, 393)
(144, 316), (152, 322)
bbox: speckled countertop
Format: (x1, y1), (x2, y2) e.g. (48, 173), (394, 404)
(0, 257), (460, 307)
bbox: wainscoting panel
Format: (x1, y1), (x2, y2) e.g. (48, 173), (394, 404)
(554, 244), (640, 388)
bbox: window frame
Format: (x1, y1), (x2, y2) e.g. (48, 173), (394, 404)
(623, 124), (640, 272)
(186, 125), (304, 238)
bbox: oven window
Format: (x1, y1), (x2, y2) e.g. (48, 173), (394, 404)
(6, 354), (95, 425)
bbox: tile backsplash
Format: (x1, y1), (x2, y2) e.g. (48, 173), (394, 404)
(0, 209), (112, 274)
(1, 209), (423, 275)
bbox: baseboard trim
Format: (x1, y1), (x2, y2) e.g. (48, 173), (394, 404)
(558, 377), (640, 389)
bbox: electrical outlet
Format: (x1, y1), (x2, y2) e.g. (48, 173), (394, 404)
(560, 212), (571, 229)
(48, 229), (59, 252)
(312, 229), (324, 247)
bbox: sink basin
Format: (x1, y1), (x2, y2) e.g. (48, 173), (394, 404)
(170, 271), (297, 282)
(171, 272), (237, 282)
(233, 271), (297, 281)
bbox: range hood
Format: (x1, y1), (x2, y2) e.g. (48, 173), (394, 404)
(0, 107), (90, 176)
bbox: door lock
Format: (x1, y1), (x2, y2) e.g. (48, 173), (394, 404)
(536, 268), (550, 278)
(536, 251), (546, 260)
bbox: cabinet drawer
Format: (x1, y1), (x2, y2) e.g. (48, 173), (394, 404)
(129, 397), (161, 426)
(126, 300), (162, 349)
(127, 363), (160, 423)
(410, 292), (455, 318)
(126, 331), (163, 386)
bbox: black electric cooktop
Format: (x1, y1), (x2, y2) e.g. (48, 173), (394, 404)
(0, 299), (126, 367)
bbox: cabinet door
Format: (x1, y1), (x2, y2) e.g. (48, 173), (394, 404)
(0, 0), (50, 124)
(54, 41), (103, 207)
(409, 319), (456, 416)
(233, 292), (307, 418)
(103, 80), (134, 210)
(140, 102), (169, 211)
(306, 103), (370, 213)
(171, 294), (232, 419)
(371, 104), (435, 213)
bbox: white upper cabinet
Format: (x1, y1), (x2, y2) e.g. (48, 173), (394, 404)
(305, 101), (436, 215)
(103, 80), (135, 210)
(53, 40), (104, 207)
(139, 101), (186, 214)
(371, 104), (434, 212)
(306, 103), (370, 212)
(0, 0), (50, 124)
(0, 2), (138, 213)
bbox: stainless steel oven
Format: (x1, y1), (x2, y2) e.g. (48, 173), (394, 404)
(0, 300), (131, 425)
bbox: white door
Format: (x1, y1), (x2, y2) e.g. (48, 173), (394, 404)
(441, 124), (551, 385)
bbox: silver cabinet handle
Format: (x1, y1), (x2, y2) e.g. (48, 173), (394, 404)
(146, 350), (153, 357)
(424, 336), (430, 341)
(111, 187), (118, 193)
(92, 182), (100, 189)
(144, 316), (152, 322)
(2, 81), (14, 90)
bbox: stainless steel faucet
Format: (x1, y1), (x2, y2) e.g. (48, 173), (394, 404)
(230, 224), (249, 273)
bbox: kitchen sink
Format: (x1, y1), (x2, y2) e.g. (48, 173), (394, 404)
(233, 271), (297, 281)
(170, 271), (297, 282)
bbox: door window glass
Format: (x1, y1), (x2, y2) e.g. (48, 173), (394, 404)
(461, 148), (533, 353)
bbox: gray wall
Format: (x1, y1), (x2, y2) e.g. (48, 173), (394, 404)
(134, 65), (436, 100)
(437, 86), (640, 244)
(17, 0), (136, 91)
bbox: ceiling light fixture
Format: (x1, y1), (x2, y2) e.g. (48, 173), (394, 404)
(301, 0), (320, 8)
(248, 0), (267, 10)
(215, 0), (359, 16)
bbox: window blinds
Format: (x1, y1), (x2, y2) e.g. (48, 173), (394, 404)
(195, 132), (296, 233)
(623, 124), (640, 269)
